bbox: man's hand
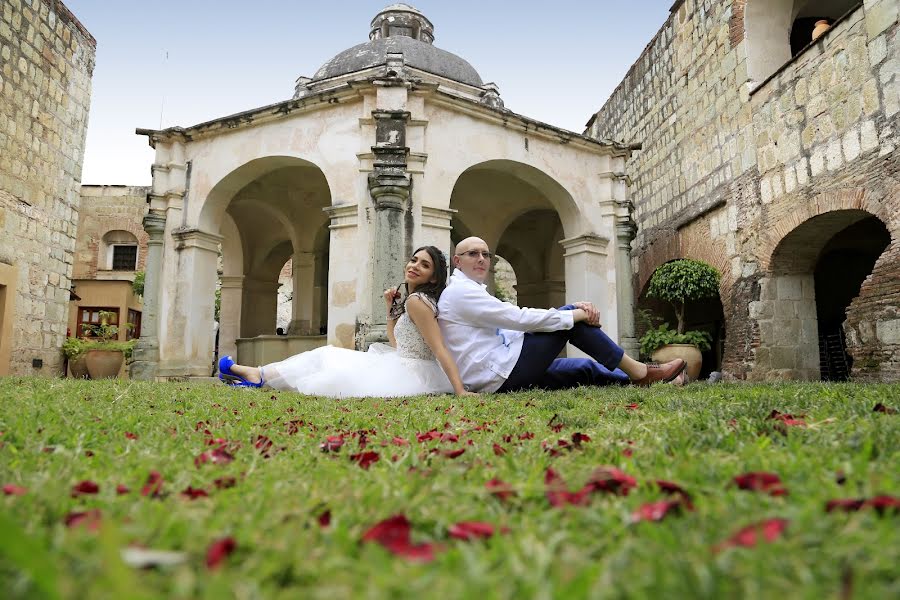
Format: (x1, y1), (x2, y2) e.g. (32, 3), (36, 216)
(573, 301), (601, 326)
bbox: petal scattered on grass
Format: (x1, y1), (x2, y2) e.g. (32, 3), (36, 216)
(64, 509), (102, 531)
(181, 486), (209, 500)
(391, 436), (409, 446)
(125, 432), (138, 440)
(205, 537), (236, 569)
(733, 472), (788, 496)
(587, 466), (637, 496)
(350, 451), (380, 470)
(492, 443), (506, 456)
(544, 468), (590, 507)
(3, 484), (27, 496)
(713, 518), (788, 552)
(631, 500), (685, 523)
(448, 521), (495, 541)
(254, 435), (273, 456)
(485, 478), (515, 502)
(826, 495), (899, 515)
(442, 448), (466, 459)
(195, 447), (235, 468)
(361, 515), (437, 562)
(116, 484), (130, 495)
(873, 403), (897, 414)
(213, 477), (236, 489)
(319, 436), (344, 452)
(768, 409), (806, 427)
(317, 509), (331, 528)
(70, 480), (100, 497)
(141, 471), (164, 498)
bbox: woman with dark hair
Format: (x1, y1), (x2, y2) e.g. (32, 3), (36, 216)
(218, 246), (474, 398)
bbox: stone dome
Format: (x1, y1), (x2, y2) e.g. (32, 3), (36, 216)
(309, 4), (484, 87)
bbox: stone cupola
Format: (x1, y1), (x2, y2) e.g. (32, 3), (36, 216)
(369, 4), (435, 44)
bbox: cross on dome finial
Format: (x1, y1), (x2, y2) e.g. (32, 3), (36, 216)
(370, 4), (435, 44)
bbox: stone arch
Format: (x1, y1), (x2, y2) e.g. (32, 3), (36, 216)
(99, 229), (140, 271)
(744, 0), (861, 85)
(756, 205), (893, 380)
(497, 209), (566, 309)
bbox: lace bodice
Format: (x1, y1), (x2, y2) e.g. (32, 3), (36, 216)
(394, 292), (438, 360)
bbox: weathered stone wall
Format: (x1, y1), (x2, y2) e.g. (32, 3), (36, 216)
(74, 186), (150, 279)
(0, 0), (95, 376)
(588, 0), (899, 381)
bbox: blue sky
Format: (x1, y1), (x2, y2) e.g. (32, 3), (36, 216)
(66, 1), (673, 184)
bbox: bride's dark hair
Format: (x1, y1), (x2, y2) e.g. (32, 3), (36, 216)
(389, 245), (448, 320)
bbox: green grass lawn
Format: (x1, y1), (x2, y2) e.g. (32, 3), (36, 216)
(0, 378), (898, 599)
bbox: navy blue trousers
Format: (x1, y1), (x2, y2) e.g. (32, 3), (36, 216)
(497, 305), (629, 392)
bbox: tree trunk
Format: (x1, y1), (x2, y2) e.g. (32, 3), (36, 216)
(677, 302), (686, 334)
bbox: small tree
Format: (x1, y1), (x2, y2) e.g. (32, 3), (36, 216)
(646, 259), (720, 334)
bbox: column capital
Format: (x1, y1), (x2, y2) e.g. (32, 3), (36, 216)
(172, 228), (223, 253)
(560, 233), (610, 257)
(143, 212), (167, 237)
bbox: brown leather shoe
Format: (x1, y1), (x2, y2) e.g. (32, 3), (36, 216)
(632, 359), (687, 386)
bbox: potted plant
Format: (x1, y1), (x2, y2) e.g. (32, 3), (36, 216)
(62, 336), (90, 379)
(639, 259), (721, 380)
(80, 310), (135, 379)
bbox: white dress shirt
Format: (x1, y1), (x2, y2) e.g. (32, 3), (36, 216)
(437, 270), (575, 392)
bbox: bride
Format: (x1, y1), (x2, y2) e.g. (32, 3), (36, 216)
(217, 245), (476, 398)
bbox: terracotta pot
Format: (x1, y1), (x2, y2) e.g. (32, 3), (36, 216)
(85, 350), (124, 379)
(812, 20), (831, 41)
(69, 355), (90, 379)
(651, 343), (702, 382)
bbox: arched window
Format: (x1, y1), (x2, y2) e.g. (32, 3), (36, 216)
(101, 230), (139, 271)
(745, 0), (860, 85)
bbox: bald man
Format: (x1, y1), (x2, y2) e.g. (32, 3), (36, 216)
(437, 237), (686, 393)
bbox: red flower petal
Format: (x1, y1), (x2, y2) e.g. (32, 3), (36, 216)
(571, 432), (591, 445)
(587, 466), (637, 496)
(872, 403), (897, 414)
(714, 518), (788, 552)
(864, 495), (900, 515)
(416, 430), (442, 443)
(544, 468), (591, 507)
(442, 448), (465, 459)
(116, 484), (130, 495)
(3, 484), (27, 496)
(485, 478), (515, 502)
(622, 448), (634, 457)
(390, 436), (409, 446)
(141, 470), (164, 498)
(518, 432), (534, 440)
(767, 410), (806, 427)
(350, 451), (380, 470)
(64, 509), (102, 531)
(492, 443), (506, 456)
(181, 486), (209, 500)
(70, 480), (100, 497)
(205, 537), (236, 569)
(125, 432), (138, 440)
(195, 447), (235, 468)
(655, 479), (694, 508)
(733, 472), (788, 496)
(318, 509), (331, 528)
(440, 432), (458, 443)
(213, 477), (236, 489)
(448, 521), (495, 541)
(319, 436), (344, 452)
(254, 435), (273, 456)
(625, 403), (640, 410)
(631, 500), (684, 523)
(825, 498), (866, 513)
(361, 515), (436, 562)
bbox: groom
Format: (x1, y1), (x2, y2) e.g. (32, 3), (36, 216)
(437, 236), (686, 393)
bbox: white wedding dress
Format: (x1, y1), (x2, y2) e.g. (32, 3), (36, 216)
(260, 293), (454, 398)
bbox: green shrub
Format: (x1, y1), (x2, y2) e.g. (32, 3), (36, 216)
(639, 323), (712, 357)
(132, 271), (145, 296)
(646, 259), (720, 334)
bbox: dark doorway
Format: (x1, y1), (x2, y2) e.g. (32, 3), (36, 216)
(814, 217), (890, 380)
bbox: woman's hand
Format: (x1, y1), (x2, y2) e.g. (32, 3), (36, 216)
(455, 389), (479, 397)
(383, 287), (399, 310)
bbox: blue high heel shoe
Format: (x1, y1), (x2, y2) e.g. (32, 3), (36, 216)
(218, 355), (264, 388)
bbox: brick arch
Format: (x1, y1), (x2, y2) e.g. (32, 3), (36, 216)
(635, 225), (733, 313)
(758, 188), (896, 272)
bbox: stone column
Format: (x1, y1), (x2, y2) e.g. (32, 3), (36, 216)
(615, 205), (640, 359)
(218, 275), (244, 363)
(365, 110), (411, 347)
(288, 252), (315, 334)
(560, 234), (610, 359)
(129, 211), (166, 380)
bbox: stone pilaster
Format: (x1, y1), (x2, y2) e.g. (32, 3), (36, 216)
(129, 211), (166, 380)
(365, 110), (411, 347)
(288, 251), (315, 334)
(614, 201), (640, 359)
(560, 234), (610, 359)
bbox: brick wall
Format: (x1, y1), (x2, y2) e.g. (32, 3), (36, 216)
(587, 0), (899, 381)
(74, 186), (150, 279)
(0, 0), (95, 375)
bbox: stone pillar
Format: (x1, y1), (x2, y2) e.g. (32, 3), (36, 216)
(288, 252), (315, 334)
(156, 228), (222, 378)
(615, 205), (640, 359)
(218, 275), (244, 363)
(240, 278), (280, 338)
(365, 110), (411, 347)
(312, 250), (328, 334)
(560, 234), (610, 359)
(129, 212), (167, 380)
